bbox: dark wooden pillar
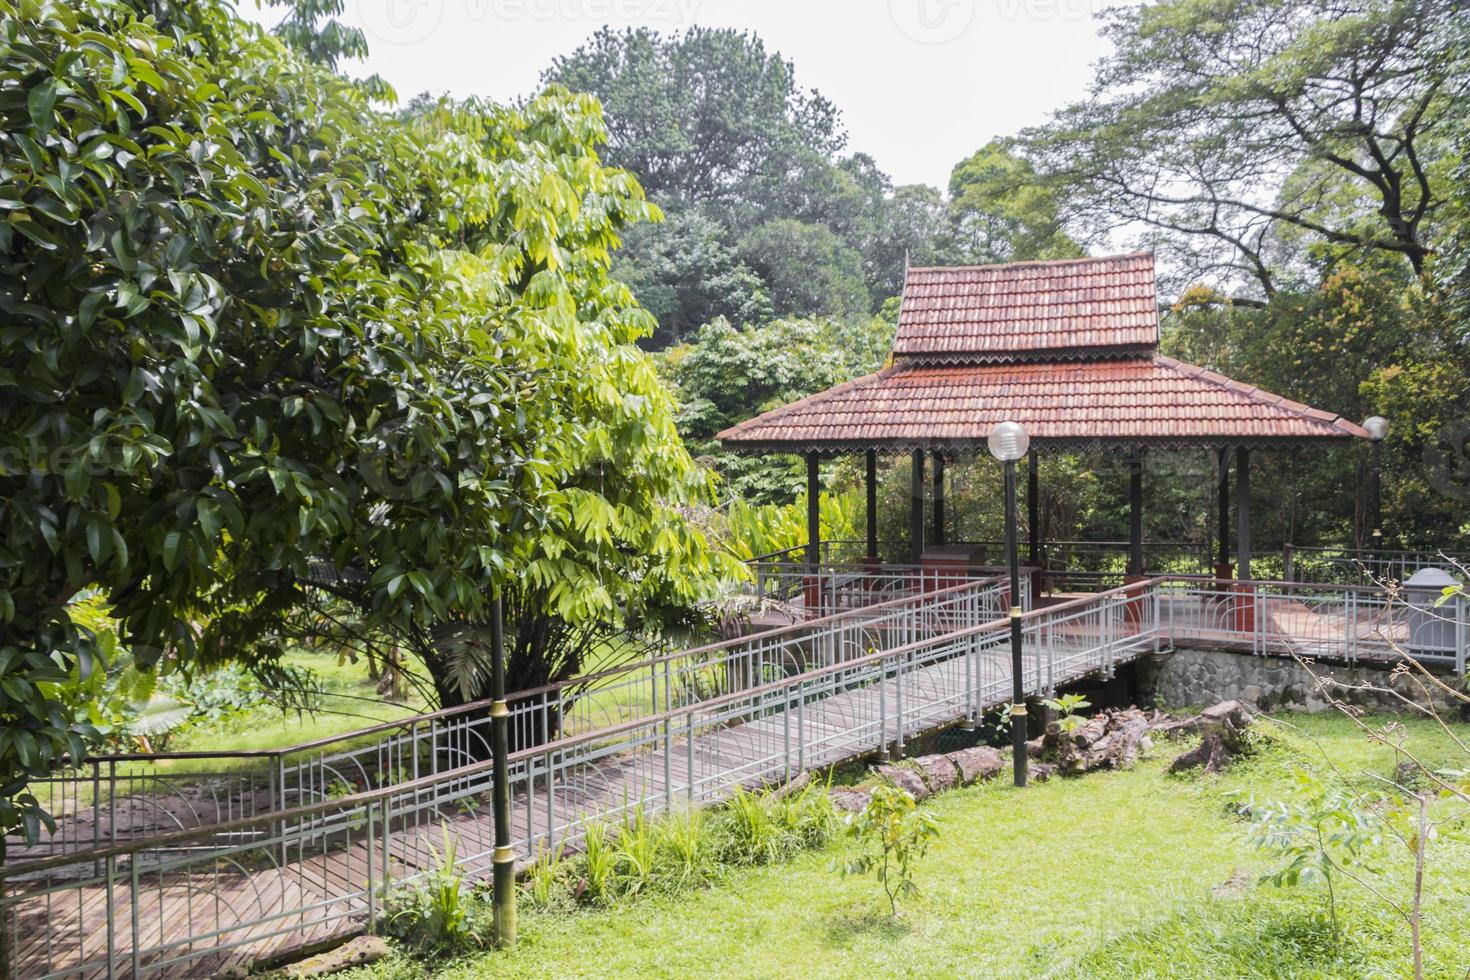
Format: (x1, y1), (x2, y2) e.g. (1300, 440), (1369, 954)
(932, 454), (946, 546)
(865, 449), (879, 560)
(1216, 447), (1230, 570)
(909, 450), (925, 565)
(1236, 446), (1252, 581)
(1027, 450), (1040, 563)
(806, 453), (820, 571)
(1128, 453), (1144, 576)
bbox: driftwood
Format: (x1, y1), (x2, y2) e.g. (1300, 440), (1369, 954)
(1169, 700), (1255, 775)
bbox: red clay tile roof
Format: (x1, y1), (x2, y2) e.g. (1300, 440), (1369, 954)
(893, 252), (1159, 361)
(716, 355), (1369, 452)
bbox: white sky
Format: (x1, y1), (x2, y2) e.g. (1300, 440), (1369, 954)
(240, 0), (1127, 190)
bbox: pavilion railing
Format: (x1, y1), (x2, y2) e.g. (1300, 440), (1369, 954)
(8, 574), (1012, 863)
(1157, 575), (1469, 671)
(1283, 544), (1470, 586)
(748, 560), (1027, 614)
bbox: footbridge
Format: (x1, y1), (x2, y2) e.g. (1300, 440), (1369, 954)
(2, 568), (1463, 978)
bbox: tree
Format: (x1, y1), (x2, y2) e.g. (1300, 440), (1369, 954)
(1026, 0), (1465, 296)
(948, 141), (1083, 263)
(543, 26), (844, 216)
(662, 316), (893, 502)
(737, 220), (871, 320)
(0, 0), (724, 835)
(613, 210), (772, 346)
(543, 28), (953, 331)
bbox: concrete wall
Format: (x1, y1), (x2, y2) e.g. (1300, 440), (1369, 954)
(1140, 646), (1465, 716)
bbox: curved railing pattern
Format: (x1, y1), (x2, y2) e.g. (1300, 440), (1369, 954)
(2, 571), (1466, 978)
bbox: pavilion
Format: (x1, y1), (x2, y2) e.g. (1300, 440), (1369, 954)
(717, 252), (1373, 586)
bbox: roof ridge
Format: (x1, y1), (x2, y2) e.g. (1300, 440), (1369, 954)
(905, 251), (1153, 274)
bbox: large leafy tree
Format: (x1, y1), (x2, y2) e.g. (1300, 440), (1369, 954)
(948, 141), (1083, 264)
(663, 316), (894, 502)
(1026, 0), (1464, 297)
(544, 27), (949, 333)
(543, 26), (843, 215)
(0, 0), (721, 834)
(612, 210), (772, 346)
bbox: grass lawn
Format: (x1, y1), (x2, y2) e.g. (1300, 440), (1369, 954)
(340, 712), (1470, 979)
(168, 649), (429, 757)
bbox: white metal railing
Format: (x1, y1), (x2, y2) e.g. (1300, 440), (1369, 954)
(9, 572), (1012, 862)
(1158, 575), (1469, 672)
(3, 572), (1467, 978)
(1283, 544), (1470, 586)
(0, 578), (1145, 980)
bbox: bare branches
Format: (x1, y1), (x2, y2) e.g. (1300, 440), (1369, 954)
(1025, 0), (1463, 290)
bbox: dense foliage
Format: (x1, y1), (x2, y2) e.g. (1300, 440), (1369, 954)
(0, 0), (726, 835)
(543, 27), (950, 343)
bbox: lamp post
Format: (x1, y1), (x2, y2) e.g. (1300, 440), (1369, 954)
(489, 595), (516, 946)
(1363, 416), (1389, 552)
(988, 420), (1030, 788)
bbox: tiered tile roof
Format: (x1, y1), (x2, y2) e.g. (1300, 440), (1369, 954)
(893, 253), (1158, 360)
(717, 253), (1367, 453)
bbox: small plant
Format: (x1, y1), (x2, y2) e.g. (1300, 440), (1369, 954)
(833, 783), (940, 916)
(1042, 693), (1092, 733)
(613, 806), (660, 897)
(720, 786), (784, 865)
(1248, 775), (1382, 942)
(578, 820), (618, 904)
(383, 825), (483, 954)
(524, 840), (570, 911)
(658, 807), (714, 888)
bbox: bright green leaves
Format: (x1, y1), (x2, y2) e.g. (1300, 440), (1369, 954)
(27, 76), (59, 136)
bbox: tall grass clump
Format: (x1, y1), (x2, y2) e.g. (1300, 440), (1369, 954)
(523, 782), (839, 911)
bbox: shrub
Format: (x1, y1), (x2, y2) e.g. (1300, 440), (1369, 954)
(832, 783), (940, 916)
(382, 826), (485, 955)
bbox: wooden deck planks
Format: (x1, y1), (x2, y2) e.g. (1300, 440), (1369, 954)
(9, 628), (1134, 979)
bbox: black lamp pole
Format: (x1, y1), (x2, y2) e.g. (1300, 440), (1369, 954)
(489, 595), (516, 945)
(1004, 457), (1027, 788)
(1369, 439), (1383, 552)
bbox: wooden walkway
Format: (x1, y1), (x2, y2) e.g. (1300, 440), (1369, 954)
(12, 582), (1420, 978)
(8, 620), (1148, 979)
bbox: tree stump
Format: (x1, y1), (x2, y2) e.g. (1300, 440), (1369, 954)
(1169, 700), (1254, 774)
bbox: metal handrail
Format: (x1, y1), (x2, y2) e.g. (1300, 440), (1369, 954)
(0, 575), (1145, 881)
(7, 573), (1466, 979)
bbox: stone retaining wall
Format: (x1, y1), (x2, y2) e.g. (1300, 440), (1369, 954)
(1140, 646), (1464, 716)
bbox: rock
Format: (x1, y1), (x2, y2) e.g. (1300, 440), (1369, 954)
(912, 753), (959, 793)
(946, 746), (1004, 784)
(874, 763), (929, 800)
(828, 787), (872, 814)
(1029, 763), (1055, 782)
(283, 936), (392, 977)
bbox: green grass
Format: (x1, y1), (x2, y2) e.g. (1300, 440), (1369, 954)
(335, 712), (1470, 979)
(168, 649), (428, 757)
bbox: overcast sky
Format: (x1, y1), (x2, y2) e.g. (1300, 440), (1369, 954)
(240, 0), (1126, 190)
